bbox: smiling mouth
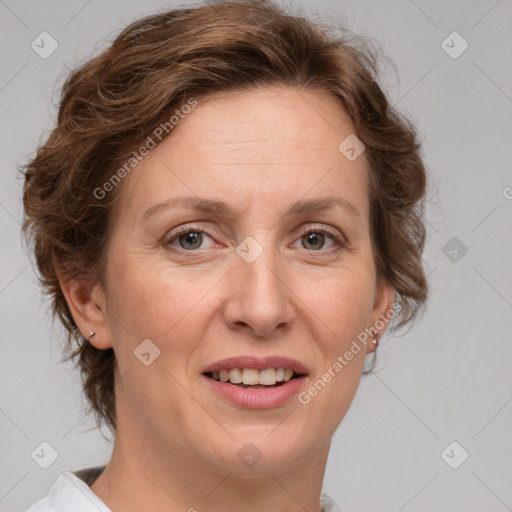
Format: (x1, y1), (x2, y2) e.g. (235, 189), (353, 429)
(203, 368), (304, 389)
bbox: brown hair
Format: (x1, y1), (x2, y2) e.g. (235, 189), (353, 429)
(22, 0), (429, 434)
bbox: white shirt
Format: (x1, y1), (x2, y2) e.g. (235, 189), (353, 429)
(25, 466), (342, 511)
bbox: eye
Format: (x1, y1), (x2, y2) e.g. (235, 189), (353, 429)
(164, 225), (217, 252)
(163, 224), (345, 254)
(291, 226), (344, 252)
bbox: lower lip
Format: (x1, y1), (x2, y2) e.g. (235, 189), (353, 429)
(203, 375), (307, 409)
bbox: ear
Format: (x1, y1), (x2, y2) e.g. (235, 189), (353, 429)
(366, 277), (396, 354)
(56, 266), (112, 350)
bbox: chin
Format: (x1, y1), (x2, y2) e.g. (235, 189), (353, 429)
(193, 422), (321, 476)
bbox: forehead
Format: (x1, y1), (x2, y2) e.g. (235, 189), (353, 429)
(114, 86), (370, 225)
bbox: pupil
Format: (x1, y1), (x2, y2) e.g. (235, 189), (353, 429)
(180, 232), (202, 250)
(305, 232), (323, 249)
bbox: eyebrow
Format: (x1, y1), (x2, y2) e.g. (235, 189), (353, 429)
(141, 194), (361, 224)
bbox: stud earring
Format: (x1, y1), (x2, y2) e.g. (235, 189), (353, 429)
(87, 331), (96, 341)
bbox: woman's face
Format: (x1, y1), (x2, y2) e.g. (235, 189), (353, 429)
(94, 86), (394, 474)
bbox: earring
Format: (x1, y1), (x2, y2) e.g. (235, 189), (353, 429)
(87, 331), (96, 341)
(373, 337), (378, 346)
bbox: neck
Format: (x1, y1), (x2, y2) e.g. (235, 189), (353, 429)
(90, 423), (330, 512)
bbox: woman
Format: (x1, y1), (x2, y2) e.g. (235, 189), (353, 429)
(22, 1), (428, 510)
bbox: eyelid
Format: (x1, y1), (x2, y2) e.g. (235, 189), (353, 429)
(163, 223), (218, 244)
(162, 225), (215, 256)
(294, 225), (346, 251)
(298, 224), (342, 240)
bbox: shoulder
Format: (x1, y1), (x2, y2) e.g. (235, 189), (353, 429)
(24, 497), (53, 512)
(24, 468), (109, 512)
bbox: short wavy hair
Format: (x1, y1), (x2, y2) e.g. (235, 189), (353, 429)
(22, 0), (429, 434)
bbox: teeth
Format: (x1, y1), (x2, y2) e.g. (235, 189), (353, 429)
(259, 368), (276, 385)
(210, 368), (297, 385)
(242, 368), (259, 385)
(228, 368), (243, 384)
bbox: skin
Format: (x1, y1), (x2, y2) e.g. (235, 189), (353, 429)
(60, 85), (395, 512)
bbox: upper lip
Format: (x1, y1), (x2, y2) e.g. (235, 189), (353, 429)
(202, 356), (309, 375)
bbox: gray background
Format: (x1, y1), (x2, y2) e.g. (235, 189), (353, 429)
(1, 0), (511, 511)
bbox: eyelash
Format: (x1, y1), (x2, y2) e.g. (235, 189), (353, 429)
(163, 224), (345, 255)
(296, 226), (345, 252)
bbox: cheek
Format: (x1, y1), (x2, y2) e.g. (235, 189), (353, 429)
(105, 254), (218, 354)
(104, 258), (208, 416)
(297, 273), (373, 432)
(300, 261), (376, 347)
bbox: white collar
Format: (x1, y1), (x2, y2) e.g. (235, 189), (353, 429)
(26, 470), (111, 512)
(27, 467), (341, 512)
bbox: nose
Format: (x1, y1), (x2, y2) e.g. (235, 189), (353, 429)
(221, 246), (295, 338)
